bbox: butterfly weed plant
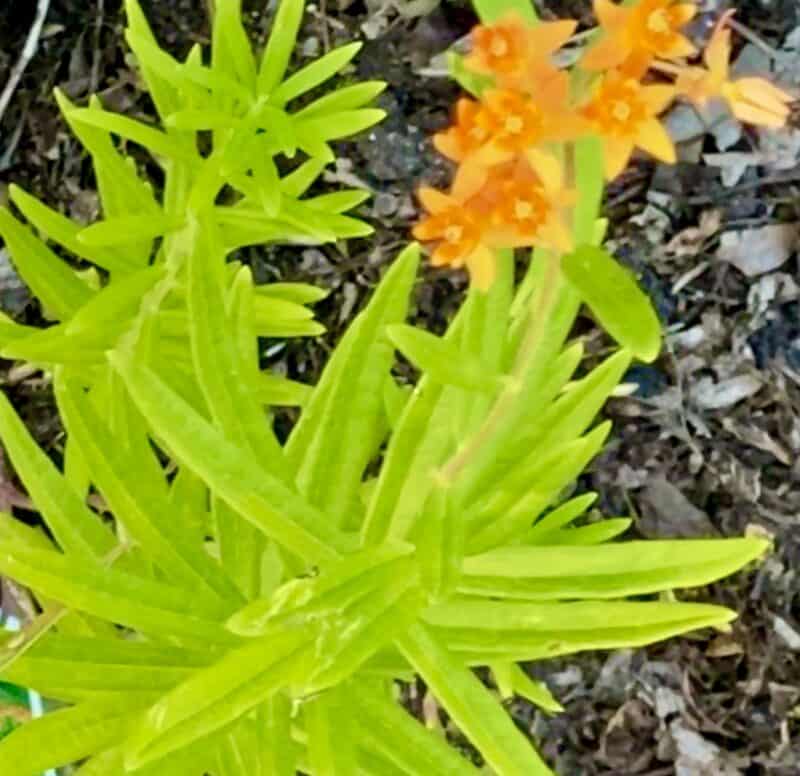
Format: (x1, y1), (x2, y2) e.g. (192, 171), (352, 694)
(0, 0), (788, 773)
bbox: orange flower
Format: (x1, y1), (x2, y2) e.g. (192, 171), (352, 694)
(673, 13), (793, 128)
(582, 0), (697, 78)
(442, 85), (587, 201)
(433, 98), (497, 163)
(581, 72), (676, 179)
(486, 152), (575, 255)
(466, 12), (577, 89)
(413, 187), (495, 289)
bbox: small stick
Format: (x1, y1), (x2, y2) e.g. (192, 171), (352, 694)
(0, 0), (52, 125)
(726, 17), (782, 61)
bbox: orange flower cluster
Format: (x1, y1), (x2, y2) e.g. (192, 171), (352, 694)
(414, 3), (795, 290)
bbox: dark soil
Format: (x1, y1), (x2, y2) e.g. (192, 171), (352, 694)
(2, 1), (800, 774)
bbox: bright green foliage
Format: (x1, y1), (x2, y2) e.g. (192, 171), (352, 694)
(0, 1), (769, 775)
(0, 0), (381, 378)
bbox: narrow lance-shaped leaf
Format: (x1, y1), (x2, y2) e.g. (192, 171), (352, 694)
(430, 599), (738, 663)
(185, 215), (290, 480)
(0, 542), (237, 644)
(398, 624), (554, 776)
(258, 0), (306, 96)
(123, 0), (181, 119)
(0, 391), (113, 561)
(8, 184), (139, 274)
(270, 42), (362, 106)
(123, 627), (312, 770)
(212, 0), (257, 91)
(109, 353), (343, 564)
(54, 373), (243, 606)
(386, 323), (504, 394)
(0, 694), (158, 776)
(0, 208), (93, 321)
(460, 538), (770, 600)
(562, 245), (661, 363)
(285, 244), (419, 526)
(473, 0), (538, 23)
(305, 688), (359, 776)
(351, 681), (484, 776)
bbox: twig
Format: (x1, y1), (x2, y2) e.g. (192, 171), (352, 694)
(0, 0), (52, 125)
(727, 17), (782, 61)
(89, 0), (105, 95)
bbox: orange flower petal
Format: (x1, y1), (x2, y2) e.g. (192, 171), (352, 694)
(636, 118), (677, 163)
(663, 35), (697, 60)
(525, 149), (564, 194)
(735, 77), (794, 113)
(704, 25), (731, 77)
(674, 3), (698, 25)
(539, 218), (574, 254)
(412, 217), (441, 241)
(603, 137), (635, 179)
(465, 244), (496, 291)
(451, 159), (491, 201)
(432, 131), (462, 161)
(730, 100), (787, 129)
(581, 34), (630, 71)
(417, 186), (456, 214)
(530, 19), (579, 54)
(641, 84), (677, 114)
(594, 0), (628, 28)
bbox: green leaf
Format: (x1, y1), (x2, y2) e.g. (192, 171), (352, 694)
(271, 42), (362, 106)
(572, 137), (605, 245)
(212, 0), (258, 92)
(0, 207), (94, 321)
(280, 157), (329, 197)
(255, 281), (328, 305)
(285, 244), (419, 526)
(386, 323), (504, 394)
(545, 518), (632, 546)
(472, 0), (538, 22)
(524, 493), (598, 543)
(0, 391), (114, 561)
(77, 213), (183, 247)
(123, 0), (181, 119)
(0, 694), (157, 776)
(563, 245), (662, 362)
(256, 372), (312, 407)
(260, 694), (297, 776)
(0, 542), (237, 644)
(415, 484), (462, 599)
(0, 635), (213, 700)
(54, 374), (242, 606)
(351, 682), (483, 776)
(8, 184), (138, 274)
(227, 543), (414, 636)
(399, 624), (553, 776)
(295, 81), (386, 119)
(66, 107), (197, 163)
(258, 0), (306, 96)
(306, 689), (359, 776)
(460, 538), (770, 600)
(306, 583), (424, 695)
(110, 355), (343, 564)
(428, 599), (737, 662)
(491, 663), (563, 712)
(185, 218), (289, 480)
(124, 627), (310, 770)
(55, 90), (161, 268)
(468, 422), (612, 552)
(463, 348), (628, 510)
(296, 108), (386, 143)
